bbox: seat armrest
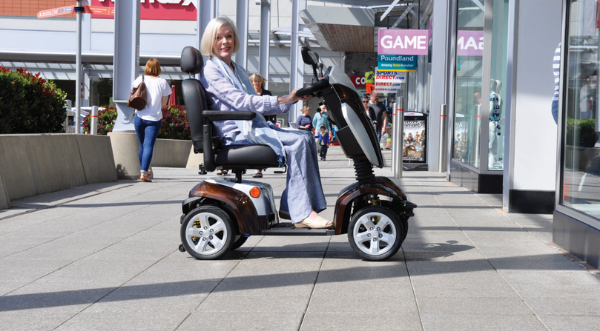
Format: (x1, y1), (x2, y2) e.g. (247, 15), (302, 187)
(203, 111), (256, 122)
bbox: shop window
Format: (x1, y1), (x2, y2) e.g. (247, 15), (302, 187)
(452, 0), (484, 168)
(560, 0), (600, 218)
(487, 0), (509, 170)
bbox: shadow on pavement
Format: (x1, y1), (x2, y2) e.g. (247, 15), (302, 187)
(0, 251), (588, 312)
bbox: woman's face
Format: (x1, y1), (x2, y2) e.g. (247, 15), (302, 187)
(213, 24), (235, 63)
(303, 108), (310, 116)
(252, 78), (262, 92)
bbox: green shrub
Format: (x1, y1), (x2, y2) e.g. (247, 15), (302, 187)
(83, 105), (190, 140)
(158, 105), (191, 140)
(566, 118), (597, 147)
(82, 105), (118, 136)
(0, 67), (67, 133)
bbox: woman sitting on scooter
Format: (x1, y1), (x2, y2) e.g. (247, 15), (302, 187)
(199, 16), (332, 229)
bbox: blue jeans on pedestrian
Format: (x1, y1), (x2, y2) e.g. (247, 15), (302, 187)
(551, 100), (559, 124)
(134, 115), (162, 173)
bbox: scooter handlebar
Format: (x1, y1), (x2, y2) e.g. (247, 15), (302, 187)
(296, 79), (329, 98)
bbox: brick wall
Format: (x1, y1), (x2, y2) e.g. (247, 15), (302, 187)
(1, 0), (76, 17)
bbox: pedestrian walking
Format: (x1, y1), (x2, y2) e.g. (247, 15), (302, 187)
(367, 91), (388, 144)
(296, 105), (313, 133)
(317, 124), (329, 161)
(132, 58), (172, 182)
(249, 72), (273, 178)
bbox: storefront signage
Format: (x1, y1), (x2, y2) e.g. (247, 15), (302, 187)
(378, 29), (429, 56)
(457, 30), (484, 57)
(374, 69), (405, 93)
(37, 4), (112, 19)
(350, 76), (366, 88)
(37, 6), (74, 18)
(93, 0), (197, 20)
(377, 54), (418, 72)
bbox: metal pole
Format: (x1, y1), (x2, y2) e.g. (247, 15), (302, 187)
(259, 1), (271, 89)
(394, 95), (404, 179)
(75, 0), (82, 134)
(112, 0), (141, 132)
(391, 101), (397, 169)
(91, 105), (98, 135)
(236, 0), (249, 68)
(438, 104), (447, 171)
(289, 0), (306, 125)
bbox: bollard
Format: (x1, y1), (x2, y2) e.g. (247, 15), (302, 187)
(393, 95), (404, 179)
(439, 104), (447, 172)
(91, 105), (99, 135)
(391, 101), (396, 170)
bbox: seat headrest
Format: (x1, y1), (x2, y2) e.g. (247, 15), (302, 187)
(180, 46), (203, 74)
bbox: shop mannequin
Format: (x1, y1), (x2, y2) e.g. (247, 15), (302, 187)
(488, 80), (503, 168)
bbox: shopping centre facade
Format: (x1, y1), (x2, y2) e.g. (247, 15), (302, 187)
(1, 0), (599, 268)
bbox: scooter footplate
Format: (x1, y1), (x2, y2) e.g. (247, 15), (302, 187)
(261, 223), (335, 236)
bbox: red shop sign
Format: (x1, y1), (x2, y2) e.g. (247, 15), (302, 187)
(92, 0), (197, 21)
(350, 75), (366, 88)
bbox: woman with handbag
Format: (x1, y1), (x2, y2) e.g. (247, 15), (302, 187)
(131, 58), (171, 182)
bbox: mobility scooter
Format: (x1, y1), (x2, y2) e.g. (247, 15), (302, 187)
(177, 46), (417, 261)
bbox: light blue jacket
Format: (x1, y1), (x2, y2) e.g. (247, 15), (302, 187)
(312, 111), (330, 132)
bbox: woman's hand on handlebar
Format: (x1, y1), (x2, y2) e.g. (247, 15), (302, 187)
(278, 88), (306, 105)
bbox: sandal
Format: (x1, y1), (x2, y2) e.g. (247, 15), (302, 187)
(140, 173), (152, 182)
(294, 216), (333, 229)
(252, 172), (263, 178)
(217, 169), (228, 176)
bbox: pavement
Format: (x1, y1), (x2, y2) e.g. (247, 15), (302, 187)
(1, 146), (600, 331)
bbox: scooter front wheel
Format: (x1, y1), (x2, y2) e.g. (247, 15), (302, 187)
(180, 206), (235, 260)
(348, 206), (405, 261)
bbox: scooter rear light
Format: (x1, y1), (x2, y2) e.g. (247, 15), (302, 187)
(250, 187), (261, 198)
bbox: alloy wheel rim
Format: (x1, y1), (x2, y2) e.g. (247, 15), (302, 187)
(185, 212), (228, 255)
(352, 212), (396, 256)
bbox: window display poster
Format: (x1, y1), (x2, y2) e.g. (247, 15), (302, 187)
(403, 120), (426, 162)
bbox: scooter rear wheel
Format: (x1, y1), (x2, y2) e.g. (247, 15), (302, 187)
(348, 206), (405, 261)
(180, 206), (234, 260)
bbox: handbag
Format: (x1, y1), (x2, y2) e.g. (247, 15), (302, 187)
(127, 75), (148, 110)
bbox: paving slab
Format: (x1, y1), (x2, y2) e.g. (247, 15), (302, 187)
(300, 312), (423, 331)
(55, 311), (191, 331)
(420, 313), (547, 331)
(177, 311), (304, 331)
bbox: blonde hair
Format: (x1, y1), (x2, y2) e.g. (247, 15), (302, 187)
(249, 73), (267, 90)
(301, 105), (311, 114)
(200, 16), (241, 58)
(144, 58), (161, 76)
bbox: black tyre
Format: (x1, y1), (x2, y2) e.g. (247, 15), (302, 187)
(399, 214), (409, 242)
(347, 206), (405, 261)
(381, 200), (410, 242)
(231, 235), (248, 250)
(180, 206), (235, 260)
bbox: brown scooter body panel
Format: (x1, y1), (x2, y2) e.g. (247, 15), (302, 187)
(190, 181), (264, 235)
(334, 176), (407, 235)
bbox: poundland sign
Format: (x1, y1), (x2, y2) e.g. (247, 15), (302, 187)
(378, 54), (417, 72)
(378, 29), (429, 56)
